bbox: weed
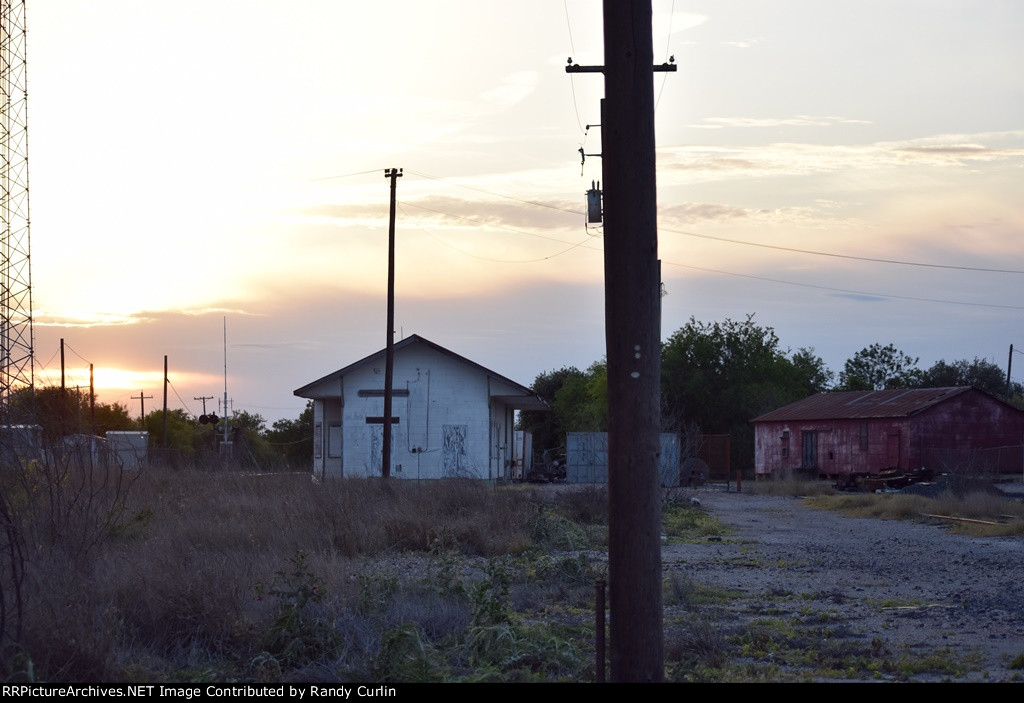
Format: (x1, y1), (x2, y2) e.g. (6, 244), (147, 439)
(806, 490), (1024, 537)
(358, 573), (400, 614)
(373, 624), (447, 682)
(666, 617), (727, 670)
(664, 571), (696, 607)
(662, 503), (730, 542)
(254, 550), (340, 667)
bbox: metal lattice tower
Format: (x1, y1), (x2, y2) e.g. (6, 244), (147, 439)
(0, 0), (33, 424)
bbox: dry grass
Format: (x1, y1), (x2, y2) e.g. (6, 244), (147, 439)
(747, 479), (836, 497)
(2, 466), (602, 681)
(805, 490), (1024, 536)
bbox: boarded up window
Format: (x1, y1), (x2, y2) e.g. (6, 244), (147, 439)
(328, 424), (342, 458)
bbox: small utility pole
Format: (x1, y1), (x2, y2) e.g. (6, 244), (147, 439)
(132, 390), (152, 425)
(194, 396), (213, 414)
(89, 363), (95, 433)
(222, 317), (231, 454)
(382, 167), (402, 479)
(162, 355), (169, 448)
(1007, 344), (1014, 399)
(566, 0), (673, 682)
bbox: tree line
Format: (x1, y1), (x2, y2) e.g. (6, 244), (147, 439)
(519, 315), (1022, 470)
(8, 386), (313, 470)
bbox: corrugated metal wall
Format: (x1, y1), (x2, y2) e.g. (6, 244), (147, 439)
(566, 432), (679, 485)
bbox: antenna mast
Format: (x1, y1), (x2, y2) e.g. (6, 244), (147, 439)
(0, 0), (34, 424)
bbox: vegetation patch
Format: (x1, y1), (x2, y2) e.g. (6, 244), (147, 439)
(662, 502), (731, 542)
(806, 490), (1024, 537)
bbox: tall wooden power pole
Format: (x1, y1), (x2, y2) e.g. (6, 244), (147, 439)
(603, 1), (664, 681)
(382, 168), (402, 479)
(568, 0), (671, 682)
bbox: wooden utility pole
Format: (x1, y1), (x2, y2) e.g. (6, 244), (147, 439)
(89, 363), (95, 432)
(1007, 344), (1014, 399)
(132, 390), (152, 426)
(603, 0), (664, 681)
(162, 355), (169, 448)
(382, 167), (403, 479)
(567, 0), (672, 682)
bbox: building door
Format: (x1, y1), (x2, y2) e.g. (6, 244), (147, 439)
(801, 431), (817, 468)
(886, 431), (901, 468)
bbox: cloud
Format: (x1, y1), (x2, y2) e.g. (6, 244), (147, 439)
(690, 115), (873, 129)
(298, 195), (582, 232)
(660, 203), (749, 222)
(481, 71), (538, 109)
(720, 37), (765, 49)
(659, 131), (1024, 183)
(34, 306), (259, 329)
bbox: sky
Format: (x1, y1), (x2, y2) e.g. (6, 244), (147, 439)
(21, 0), (1024, 425)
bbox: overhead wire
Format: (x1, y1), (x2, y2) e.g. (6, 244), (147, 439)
(405, 169), (583, 217)
(63, 342), (92, 365)
(395, 196), (1017, 311)
(166, 379), (195, 417)
(654, 0), (676, 112)
(308, 168), (384, 182)
(399, 200), (594, 246)
(659, 225), (1024, 274)
(405, 169), (1023, 274)
(397, 202), (593, 264)
(661, 260), (1024, 311)
(563, 0), (587, 136)
(308, 166), (1020, 311)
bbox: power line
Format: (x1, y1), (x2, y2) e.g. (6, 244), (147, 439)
(397, 203), (593, 264)
(167, 379), (195, 417)
(405, 169), (1023, 275)
(660, 225), (1024, 274)
(398, 200), (592, 246)
(63, 342), (92, 365)
(308, 168), (383, 182)
(404, 170), (584, 217)
(654, 0), (676, 112)
(396, 192), (1022, 310)
(562, 0), (587, 135)
(662, 259), (1024, 311)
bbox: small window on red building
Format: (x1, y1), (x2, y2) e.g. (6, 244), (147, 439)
(859, 422), (869, 451)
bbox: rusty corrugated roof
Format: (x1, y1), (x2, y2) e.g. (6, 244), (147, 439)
(752, 387), (974, 423)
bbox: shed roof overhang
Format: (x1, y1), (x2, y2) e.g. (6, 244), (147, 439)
(491, 394), (549, 412)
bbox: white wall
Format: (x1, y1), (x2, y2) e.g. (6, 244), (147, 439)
(340, 344), (495, 479)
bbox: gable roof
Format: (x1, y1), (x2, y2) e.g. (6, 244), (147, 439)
(293, 334), (547, 410)
(751, 386), (983, 423)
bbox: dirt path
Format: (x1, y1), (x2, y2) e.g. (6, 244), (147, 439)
(660, 487), (1024, 681)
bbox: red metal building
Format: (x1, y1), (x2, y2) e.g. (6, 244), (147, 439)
(752, 387), (1024, 479)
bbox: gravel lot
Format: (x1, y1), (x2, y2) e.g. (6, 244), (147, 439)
(661, 486), (1024, 682)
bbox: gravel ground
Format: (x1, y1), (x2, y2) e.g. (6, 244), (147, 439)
(661, 486), (1024, 682)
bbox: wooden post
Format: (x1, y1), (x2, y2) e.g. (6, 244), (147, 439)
(382, 168), (402, 479)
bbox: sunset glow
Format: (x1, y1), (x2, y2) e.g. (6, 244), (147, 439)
(22, 1), (1024, 422)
